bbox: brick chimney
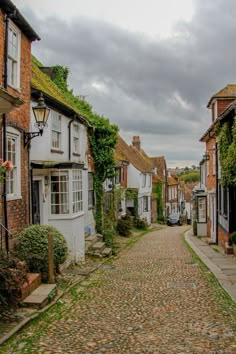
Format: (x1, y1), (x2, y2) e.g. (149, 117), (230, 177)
(132, 136), (141, 151)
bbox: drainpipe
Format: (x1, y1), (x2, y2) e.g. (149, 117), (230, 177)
(2, 14), (11, 253)
(68, 117), (75, 160)
(215, 143), (218, 244)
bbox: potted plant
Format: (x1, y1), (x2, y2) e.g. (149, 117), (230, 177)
(230, 231), (236, 256)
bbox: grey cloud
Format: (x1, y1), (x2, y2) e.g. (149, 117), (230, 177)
(20, 0), (235, 165)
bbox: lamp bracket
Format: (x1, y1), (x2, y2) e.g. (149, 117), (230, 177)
(24, 129), (43, 147)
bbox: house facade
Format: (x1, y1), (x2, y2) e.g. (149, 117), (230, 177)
(0, 0), (39, 251)
(200, 85), (236, 247)
(115, 135), (152, 224)
(29, 59), (95, 262)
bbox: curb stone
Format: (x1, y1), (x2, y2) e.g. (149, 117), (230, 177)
(184, 229), (236, 303)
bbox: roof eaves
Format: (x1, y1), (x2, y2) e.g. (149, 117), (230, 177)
(1, 0), (40, 41)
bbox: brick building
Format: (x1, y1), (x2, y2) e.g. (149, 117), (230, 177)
(0, 0), (39, 250)
(200, 85), (236, 246)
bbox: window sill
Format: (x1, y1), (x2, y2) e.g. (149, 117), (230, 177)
(49, 211), (85, 220)
(6, 195), (22, 201)
(8, 84), (21, 93)
(88, 206), (95, 210)
(51, 149), (64, 154)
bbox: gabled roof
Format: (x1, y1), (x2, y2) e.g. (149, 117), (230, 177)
(207, 84), (236, 108)
(1, 0), (40, 41)
(168, 174), (179, 186)
(115, 135), (152, 173)
(150, 156), (166, 180)
(31, 56), (89, 126)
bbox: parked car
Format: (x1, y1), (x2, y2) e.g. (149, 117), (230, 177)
(167, 212), (182, 226)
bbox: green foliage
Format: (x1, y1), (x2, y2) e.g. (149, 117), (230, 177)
(136, 218), (148, 229)
(229, 231), (236, 245)
(193, 220), (197, 236)
(153, 181), (164, 222)
(218, 119), (236, 187)
(52, 65), (69, 92)
(179, 172), (200, 183)
(0, 253), (28, 306)
(116, 216), (132, 237)
(16, 225), (68, 279)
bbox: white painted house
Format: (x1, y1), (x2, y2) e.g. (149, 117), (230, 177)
(115, 135), (152, 224)
(29, 62), (95, 262)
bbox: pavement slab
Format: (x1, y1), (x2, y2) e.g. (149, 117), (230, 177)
(1, 225), (236, 353)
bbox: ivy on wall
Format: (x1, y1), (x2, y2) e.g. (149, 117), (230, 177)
(153, 181), (164, 222)
(45, 64), (118, 235)
(218, 117), (236, 187)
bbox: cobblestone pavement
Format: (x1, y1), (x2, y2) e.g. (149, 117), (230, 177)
(1, 226), (236, 353)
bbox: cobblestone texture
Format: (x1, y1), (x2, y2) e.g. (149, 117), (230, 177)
(1, 226), (236, 353)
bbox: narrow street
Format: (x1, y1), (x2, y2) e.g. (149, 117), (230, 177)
(2, 226), (236, 353)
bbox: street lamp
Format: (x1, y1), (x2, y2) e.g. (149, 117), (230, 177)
(24, 92), (50, 147)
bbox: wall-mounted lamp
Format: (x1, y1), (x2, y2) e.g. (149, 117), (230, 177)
(203, 152), (210, 161)
(24, 92), (50, 147)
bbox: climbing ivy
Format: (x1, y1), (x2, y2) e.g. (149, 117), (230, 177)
(153, 181), (164, 222)
(217, 118), (236, 187)
(49, 64), (118, 236)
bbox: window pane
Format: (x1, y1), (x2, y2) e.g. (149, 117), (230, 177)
(72, 169), (83, 213)
(50, 171), (69, 215)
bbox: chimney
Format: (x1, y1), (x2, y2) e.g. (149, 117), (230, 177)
(132, 136), (141, 151)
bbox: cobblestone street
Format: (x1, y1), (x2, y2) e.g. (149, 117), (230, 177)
(1, 226), (236, 353)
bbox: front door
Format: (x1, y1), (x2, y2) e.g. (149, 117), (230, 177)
(210, 193), (216, 243)
(32, 180), (41, 224)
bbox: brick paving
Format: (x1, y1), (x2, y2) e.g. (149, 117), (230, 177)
(1, 226), (236, 353)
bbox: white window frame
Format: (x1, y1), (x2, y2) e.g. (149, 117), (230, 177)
(7, 20), (21, 90)
(51, 113), (62, 150)
(142, 173), (146, 187)
(72, 170), (83, 213)
(50, 169), (83, 217)
(212, 146), (216, 176)
(72, 122), (80, 155)
(6, 127), (21, 200)
(143, 196), (149, 212)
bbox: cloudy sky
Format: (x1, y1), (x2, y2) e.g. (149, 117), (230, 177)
(13, 0), (236, 167)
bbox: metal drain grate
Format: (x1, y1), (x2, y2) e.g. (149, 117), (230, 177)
(167, 281), (197, 289)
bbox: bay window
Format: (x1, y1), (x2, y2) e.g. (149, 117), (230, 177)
(50, 169), (83, 216)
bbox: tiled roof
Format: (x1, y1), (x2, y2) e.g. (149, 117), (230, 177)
(168, 175), (179, 186)
(207, 84), (236, 107)
(115, 135), (152, 173)
(184, 185), (192, 202)
(150, 156), (166, 179)
(31, 56), (89, 125)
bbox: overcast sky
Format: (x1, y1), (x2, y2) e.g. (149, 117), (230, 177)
(13, 0), (236, 167)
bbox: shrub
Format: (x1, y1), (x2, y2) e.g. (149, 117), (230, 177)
(0, 253), (28, 306)
(16, 225), (68, 280)
(136, 218), (148, 229)
(230, 231), (236, 244)
(116, 216), (132, 237)
(193, 220), (197, 236)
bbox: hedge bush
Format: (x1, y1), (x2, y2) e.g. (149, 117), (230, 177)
(0, 253), (28, 306)
(16, 225), (68, 279)
(116, 216), (132, 236)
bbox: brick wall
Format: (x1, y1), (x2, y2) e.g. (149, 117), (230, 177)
(0, 9), (32, 236)
(217, 99), (235, 117)
(218, 225), (230, 248)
